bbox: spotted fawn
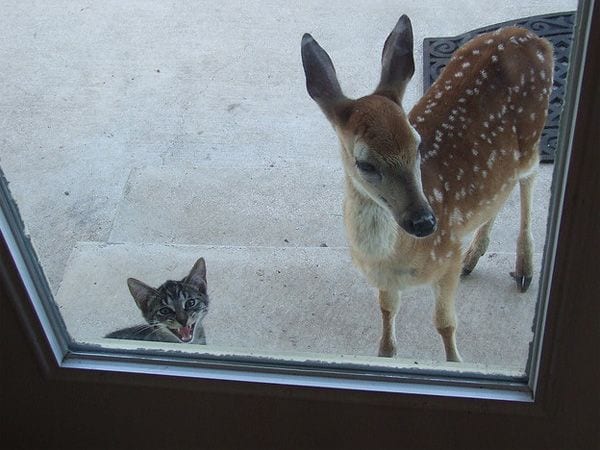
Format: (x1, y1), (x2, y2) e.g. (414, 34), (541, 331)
(301, 15), (553, 361)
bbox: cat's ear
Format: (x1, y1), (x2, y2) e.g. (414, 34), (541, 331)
(184, 258), (207, 292)
(127, 278), (156, 312)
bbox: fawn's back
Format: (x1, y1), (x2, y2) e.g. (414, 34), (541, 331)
(411, 27), (554, 241)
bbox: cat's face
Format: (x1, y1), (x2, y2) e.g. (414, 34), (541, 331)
(127, 258), (209, 343)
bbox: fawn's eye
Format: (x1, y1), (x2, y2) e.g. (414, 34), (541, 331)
(355, 160), (378, 173)
(185, 299), (196, 309)
(159, 307), (172, 315)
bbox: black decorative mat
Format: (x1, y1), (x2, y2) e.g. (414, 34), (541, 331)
(423, 12), (576, 162)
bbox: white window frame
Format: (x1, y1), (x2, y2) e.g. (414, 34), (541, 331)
(0, 1), (597, 446)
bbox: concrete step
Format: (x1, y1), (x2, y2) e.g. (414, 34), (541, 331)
(55, 241), (541, 371)
(108, 163), (552, 252)
(109, 163), (347, 247)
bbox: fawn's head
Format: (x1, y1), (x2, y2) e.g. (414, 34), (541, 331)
(302, 15), (435, 237)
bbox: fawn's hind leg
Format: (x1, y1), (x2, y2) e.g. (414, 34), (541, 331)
(511, 172), (536, 292)
(378, 289), (401, 357)
(434, 257), (463, 362)
(462, 216), (497, 276)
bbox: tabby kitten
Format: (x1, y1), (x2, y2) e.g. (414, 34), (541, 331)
(105, 258), (209, 344)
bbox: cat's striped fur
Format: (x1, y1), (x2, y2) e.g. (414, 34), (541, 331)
(105, 258), (209, 344)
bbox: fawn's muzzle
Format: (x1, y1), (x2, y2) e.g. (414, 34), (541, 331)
(401, 209), (437, 237)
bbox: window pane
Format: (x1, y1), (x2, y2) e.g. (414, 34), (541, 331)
(0, 1), (579, 380)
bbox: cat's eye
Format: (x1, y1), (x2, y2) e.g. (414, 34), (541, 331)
(159, 307), (173, 315)
(185, 299), (196, 309)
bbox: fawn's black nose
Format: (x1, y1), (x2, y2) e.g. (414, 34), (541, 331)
(403, 210), (437, 237)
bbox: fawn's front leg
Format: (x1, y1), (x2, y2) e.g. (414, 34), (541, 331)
(462, 215), (496, 276)
(378, 289), (401, 357)
(434, 259), (463, 362)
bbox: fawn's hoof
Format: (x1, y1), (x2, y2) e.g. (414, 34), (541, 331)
(510, 271), (533, 292)
(378, 342), (397, 358)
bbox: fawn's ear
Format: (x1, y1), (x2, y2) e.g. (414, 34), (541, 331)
(374, 15), (415, 104)
(184, 257), (207, 293)
(126, 278), (156, 312)
(301, 33), (348, 123)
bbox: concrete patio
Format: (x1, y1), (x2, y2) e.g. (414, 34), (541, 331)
(0, 1), (575, 371)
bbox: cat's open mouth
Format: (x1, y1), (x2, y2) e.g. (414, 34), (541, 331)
(169, 323), (195, 343)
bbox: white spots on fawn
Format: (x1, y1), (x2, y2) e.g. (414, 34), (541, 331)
(425, 108), (432, 114)
(457, 168), (464, 181)
(540, 70), (546, 80)
(485, 38), (494, 45)
(536, 50), (545, 62)
(530, 112), (536, 121)
(517, 106), (524, 113)
(449, 208), (464, 226)
(430, 249), (437, 261)
(487, 150), (497, 169)
(472, 49), (480, 55)
(454, 71), (464, 78)
(462, 61), (471, 68)
(445, 85), (453, 91)
(466, 89), (474, 95)
(444, 181), (451, 192)
(473, 165), (480, 173)
(433, 188), (443, 203)
(458, 97), (466, 103)
(483, 121), (489, 128)
(480, 69), (488, 79)
(509, 36), (519, 45)
(491, 54), (498, 63)
(472, 148), (479, 156)
(520, 73), (526, 86)
(497, 43), (505, 51)
(513, 150), (521, 161)
(482, 170), (488, 178)
(448, 114), (455, 122)
(416, 116), (425, 123)
(435, 91), (443, 99)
